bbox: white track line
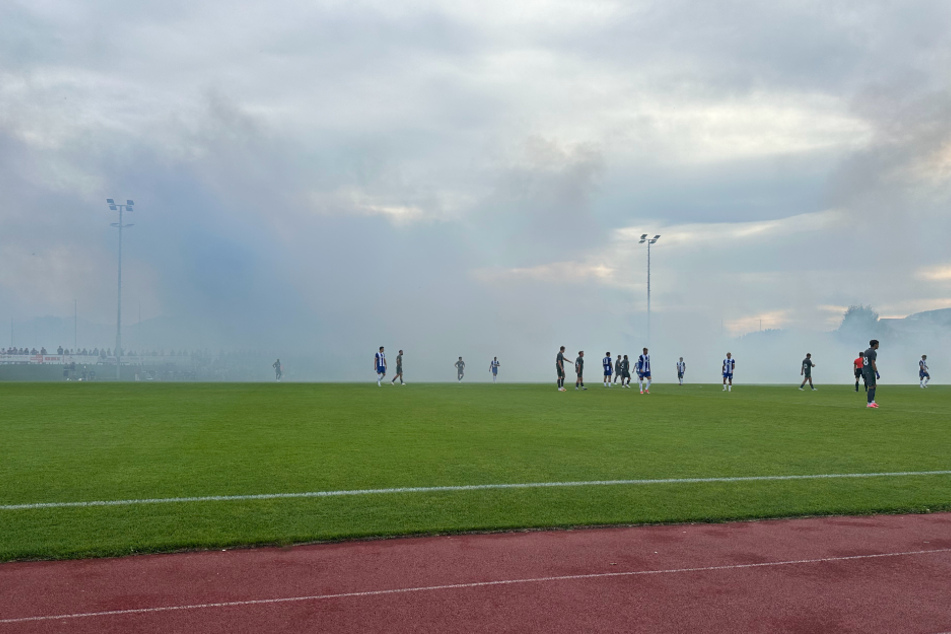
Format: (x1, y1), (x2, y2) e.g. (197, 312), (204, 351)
(2, 548), (949, 624)
(2, 470), (951, 511)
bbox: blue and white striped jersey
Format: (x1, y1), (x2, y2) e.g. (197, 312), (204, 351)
(677, 360), (686, 374)
(637, 354), (651, 373)
(920, 359), (929, 372)
(603, 356), (612, 371)
(375, 352), (385, 367)
(723, 358), (735, 373)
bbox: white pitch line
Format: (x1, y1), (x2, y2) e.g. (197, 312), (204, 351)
(2, 470), (950, 511)
(1, 548), (949, 624)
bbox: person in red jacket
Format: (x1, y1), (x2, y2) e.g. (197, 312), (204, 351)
(853, 352), (866, 392)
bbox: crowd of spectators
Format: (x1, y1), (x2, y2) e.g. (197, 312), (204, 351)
(2, 346), (223, 359)
(2, 347), (48, 355)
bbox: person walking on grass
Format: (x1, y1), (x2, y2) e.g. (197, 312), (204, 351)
(391, 350), (405, 385)
(920, 355), (930, 388)
(556, 346), (569, 391)
(455, 357), (466, 382)
(637, 348), (652, 394)
(374, 347), (387, 386)
(676, 357), (686, 385)
(614, 355), (622, 384)
(722, 352), (735, 392)
(272, 358), (283, 381)
(799, 353), (816, 391)
(490, 357), (501, 382)
(863, 340), (880, 408)
(620, 354), (632, 388)
(853, 352), (866, 392)
(575, 351), (586, 390)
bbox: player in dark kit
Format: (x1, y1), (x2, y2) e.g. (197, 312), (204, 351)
(619, 355), (632, 388)
(391, 350), (404, 385)
(575, 351), (586, 390)
(556, 346), (569, 392)
(799, 353), (816, 391)
(614, 356), (622, 383)
(272, 358), (282, 381)
(863, 340), (880, 408)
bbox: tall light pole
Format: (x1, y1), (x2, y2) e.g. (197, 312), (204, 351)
(107, 198), (135, 379)
(638, 233), (661, 345)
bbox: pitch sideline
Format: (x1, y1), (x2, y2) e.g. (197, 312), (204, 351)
(3, 470), (951, 511)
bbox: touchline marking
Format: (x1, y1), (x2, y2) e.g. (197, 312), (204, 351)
(2, 548), (949, 624)
(3, 470), (951, 511)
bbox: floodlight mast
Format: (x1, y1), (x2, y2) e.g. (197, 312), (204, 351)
(107, 198), (135, 380)
(637, 234), (661, 345)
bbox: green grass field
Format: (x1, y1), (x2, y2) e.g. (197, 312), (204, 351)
(1, 382), (949, 561)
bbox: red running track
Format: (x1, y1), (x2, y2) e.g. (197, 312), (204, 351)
(2, 513), (951, 633)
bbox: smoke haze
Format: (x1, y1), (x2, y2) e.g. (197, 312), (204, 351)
(2, 0), (950, 383)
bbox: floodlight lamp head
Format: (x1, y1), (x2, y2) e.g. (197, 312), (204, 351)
(653, 234), (661, 240)
(109, 205), (117, 211)
(640, 233), (648, 240)
(126, 200), (134, 206)
(106, 199), (115, 204)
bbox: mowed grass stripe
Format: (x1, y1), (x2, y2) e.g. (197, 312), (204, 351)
(0, 383), (949, 560)
(4, 470), (951, 511)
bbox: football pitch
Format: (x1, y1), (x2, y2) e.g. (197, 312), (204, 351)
(1, 382), (949, 561)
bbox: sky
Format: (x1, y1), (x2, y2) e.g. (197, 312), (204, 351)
(1, 0), (950, 381)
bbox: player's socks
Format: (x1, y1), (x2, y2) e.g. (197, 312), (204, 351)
(867, 387), (876, 404)
(646, 379), (651, 390)
(728, 385), (732, 392)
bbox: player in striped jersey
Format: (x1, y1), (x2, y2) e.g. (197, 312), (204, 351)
(490, 357), (501, 382)
(637, 348), (652, 394)
(374, 347), (387, 386)
(603, 352), (613, 387)
(722, 352), (735, 391)
(920, 355), (930, 388)
(676, 357), (686, 385)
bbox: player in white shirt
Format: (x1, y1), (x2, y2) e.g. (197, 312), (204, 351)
(676, 357), (686, 385)
(490, 357), (501, 382)
(374, 347), (387, 386)
(603, 352), (613, 387)
(920, 355), (930, 388)
(722, 353), (735, 391)
(637, 348), (652, 394)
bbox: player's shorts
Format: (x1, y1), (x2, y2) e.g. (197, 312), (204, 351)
(396, 366), (402, 374)
(723, 372), (733, 380)
(492, 368), (498, 375)
(576, 370), (583, 378)
(863, 369), (876, 388)
(604, 369), (612, 377)
(621, 371), (630, 379)
(803, 371), (811, 378)
(920, 371), (930, 379)
(556, 367), (566, 378)
(854, 368), (863, 379)
(677, 372), (684, 379)
(638, 372), (651, 380)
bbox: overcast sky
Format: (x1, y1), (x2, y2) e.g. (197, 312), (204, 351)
(2, 0), (950, 380)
